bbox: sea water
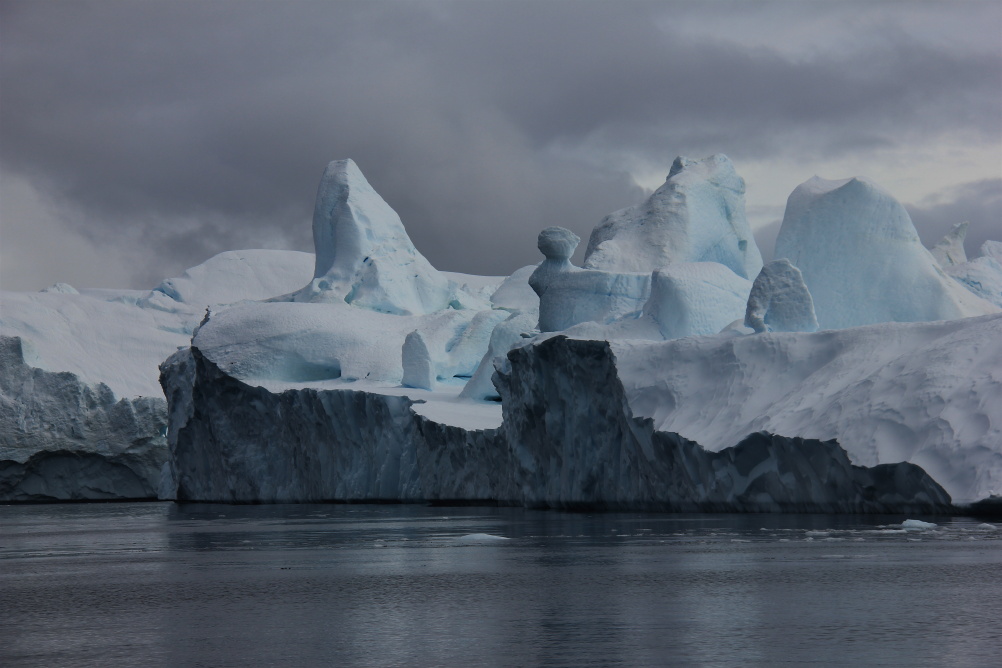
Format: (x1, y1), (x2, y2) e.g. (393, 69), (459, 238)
(1, 503), (999, 667)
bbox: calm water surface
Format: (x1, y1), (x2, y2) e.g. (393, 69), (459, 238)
(1, 502), (1000, 667)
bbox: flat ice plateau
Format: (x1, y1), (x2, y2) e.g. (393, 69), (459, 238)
(3, 154), (1001, 509)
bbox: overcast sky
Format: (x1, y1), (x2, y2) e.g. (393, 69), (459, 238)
(1, 0), (1000, 291)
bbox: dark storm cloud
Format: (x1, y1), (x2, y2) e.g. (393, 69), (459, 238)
(1, 0), (1000, 288)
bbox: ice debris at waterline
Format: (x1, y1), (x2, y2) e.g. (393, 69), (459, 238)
(3, 154), (1001, 508)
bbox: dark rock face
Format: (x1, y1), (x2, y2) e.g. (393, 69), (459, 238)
(161, 336), (952, 513)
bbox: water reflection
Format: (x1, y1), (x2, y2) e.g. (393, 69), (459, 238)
(0, 503), (999, 667)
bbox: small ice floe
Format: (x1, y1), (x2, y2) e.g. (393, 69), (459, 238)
(455, 533), (511, 543)
(805, 530), (831, 537)
(901, 519), (938, 530)
(976, 523), (998, 531)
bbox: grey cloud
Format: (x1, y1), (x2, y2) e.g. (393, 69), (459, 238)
(1, 1), (999, 288)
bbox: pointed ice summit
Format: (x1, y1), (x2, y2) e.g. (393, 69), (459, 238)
(775, 176), (998, 330)
(930, 221), (969, 267)
(283, 159), (454, 315)
(583, 154), (763, 279)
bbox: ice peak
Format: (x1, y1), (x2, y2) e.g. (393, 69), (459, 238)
(930, 221), (969, 267)
(583, 154), (762, 278)
(776, 175), (997, 329)
(281, 159), (454, 315)
(666, 154), (743, 192)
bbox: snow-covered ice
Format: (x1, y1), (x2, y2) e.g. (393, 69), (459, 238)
(774, 176), (998, 329)
(942, 240), (1002, 309)
(192, 300), (507, 386)
(5, 154), (1001, 510)
(281, 159), (458, 315)
(530, 226), (651, 332)
(605, 313), (1002, 504)
(930, 222), (969, 268)
(584, 154), (763, 279)
(643, 262), (751, 339)
(744, 259), (818, 334)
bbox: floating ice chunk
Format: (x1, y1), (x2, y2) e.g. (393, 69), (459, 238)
(643, 262), (751, 339)
(901, 519), (937, 530)
(455, 533), (510, 542)
(976, 523), (998, 531)
(775, 176), (998, 329)
(744, 259), (818, 333)
(584, 154), (763, 279)
(930, 222), (969, 267)
(283, 159), (453, 315)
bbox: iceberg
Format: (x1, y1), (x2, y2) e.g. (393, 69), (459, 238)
(744, 259), (818, 334)
(281, 159), (457, 314)
(584, 154), (763, 279)
(529, 227), (651, 332)
(159, 333), (951, 512)
(0, 249), (315, 500)
(941, 240), (1002, 309)
(609, 314), (1002, 504)
(930, 222), (969, 268)
(0, 336), (167, 501)
(151, 249), (315, 307)
(774, 176), (998, 329)
(643, 262), (751, 340)
(6, 154), (1001, 511)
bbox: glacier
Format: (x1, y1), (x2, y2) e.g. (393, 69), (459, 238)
(5, 154), (1001, 511)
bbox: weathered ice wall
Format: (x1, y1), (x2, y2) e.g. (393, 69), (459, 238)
(0, 336), (167, 501)
(161, 337), (950, 513)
